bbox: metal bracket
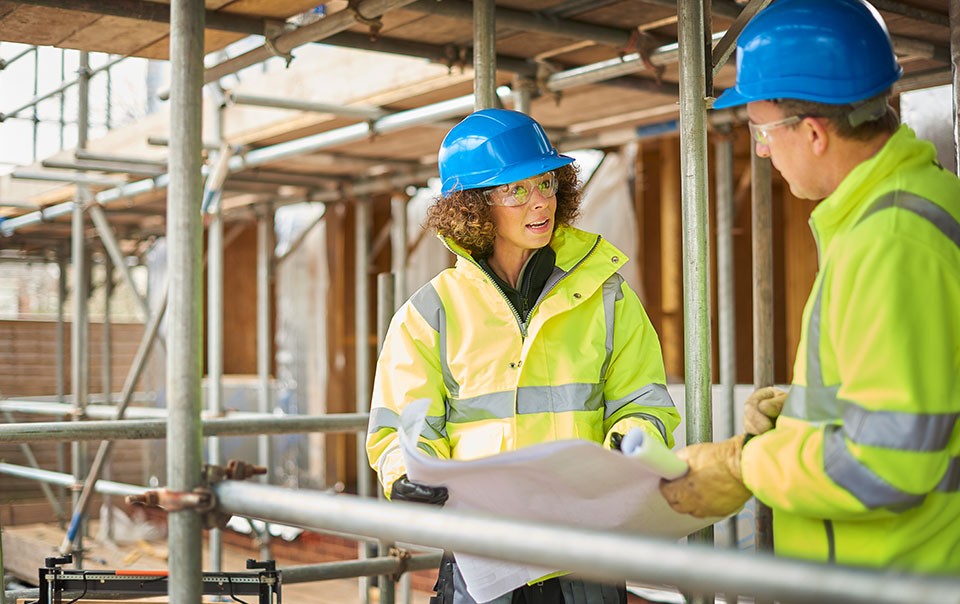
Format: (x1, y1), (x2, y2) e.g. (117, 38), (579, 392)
(264, 35), (294, 68)
(348, 0), (383, 41)
(126, 459), (266, 529)
(441, 45), (469, 74)
(389, 546), (412, 583)
(624, 29), (665, 86)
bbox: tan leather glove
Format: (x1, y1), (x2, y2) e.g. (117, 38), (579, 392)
(659, 435), (751, 518)
(744, 386), (788, 435)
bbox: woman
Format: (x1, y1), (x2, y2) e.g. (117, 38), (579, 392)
(366, 108), (679, 604)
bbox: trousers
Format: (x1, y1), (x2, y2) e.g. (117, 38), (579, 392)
(429, 553), (626, 604)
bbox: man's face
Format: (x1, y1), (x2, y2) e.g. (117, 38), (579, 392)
(746, 101), (822, 200)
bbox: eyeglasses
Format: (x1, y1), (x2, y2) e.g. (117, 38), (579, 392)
(748, 115), (802, 146)
(484, 171), (558, 207)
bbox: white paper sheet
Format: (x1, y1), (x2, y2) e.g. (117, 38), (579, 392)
(398, 399), (719, 602)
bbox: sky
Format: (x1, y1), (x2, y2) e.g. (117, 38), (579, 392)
(0, 42), (162, 171)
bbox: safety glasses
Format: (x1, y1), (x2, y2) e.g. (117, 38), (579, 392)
(748, 115), (802, 146)
(484, 171), (558, 207)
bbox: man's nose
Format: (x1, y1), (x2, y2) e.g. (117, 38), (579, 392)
(755, 141), (771, 159)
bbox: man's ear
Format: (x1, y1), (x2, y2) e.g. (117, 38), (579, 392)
(803, 116), (830, 156)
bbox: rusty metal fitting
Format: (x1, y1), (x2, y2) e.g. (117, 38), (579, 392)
(125, 487), (215, 513)
(126, 490), (161, 507)
(347, 0), (383, 41)
(389, 546), (412, 583)
(225, 459), (267, 481)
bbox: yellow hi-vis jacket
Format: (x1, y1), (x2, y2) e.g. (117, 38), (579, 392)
(367, 225), (679, 496)
(741, 126), (960, 574)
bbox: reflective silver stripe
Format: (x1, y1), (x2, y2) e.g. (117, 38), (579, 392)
(368, 406), (400, 434)
(782, 384), (841, 421)
(368, 405), (447, 440)
(448, 383), (604, 423)
(937, 456), (960, 492)
(857, 190), (960, 249)
(517, 383), (604, 415)
(418, 442), (440, 458)
(843, 407), (959, 451)
(410, 284), (443, 332)
(808, 283), (826, 387)
(448, 390), (515, 422)
(785, 385), (958, 452)
(599, 274), (623, 380)
(604, 383), (675, 419)
(632, 412), (668, 443)
(782, 282), (829, 417)
(422, 412), (449, 441)
(410, 283), (459, 399)
(824, 425), (924, 512)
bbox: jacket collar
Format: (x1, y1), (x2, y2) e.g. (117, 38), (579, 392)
(810, 125), (936, 257)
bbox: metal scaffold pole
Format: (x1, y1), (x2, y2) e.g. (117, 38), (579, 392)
(355, 196), (374, 604)
(56, 247), (69, 521)
(714, 128), (739, 550)
(256, 202), (275, 561)
(751, 137), (776, 555)
(376, 272), (397, 604)
(677, 0), (714, 568)
(951, 0), (960, 174)
(67, 50), (92, 565)
(207, 87), (227, 574)
(473, 0), (497, 110)
(167, 1), (205, 602)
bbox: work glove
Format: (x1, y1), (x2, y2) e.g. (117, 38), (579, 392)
(390, 474), (449, 506)
(744, 386), (787, 435)
(658, 434), (751, 519)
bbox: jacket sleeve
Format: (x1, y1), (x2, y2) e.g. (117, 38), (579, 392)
(601, 277), (680, 448)
(365, 291), (452, 498)
(742, 232), (960, 519)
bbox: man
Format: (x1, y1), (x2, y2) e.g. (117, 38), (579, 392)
(660, 0), (960, 574)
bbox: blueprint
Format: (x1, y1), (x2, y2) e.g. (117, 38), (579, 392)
(398, 399), (719, 602)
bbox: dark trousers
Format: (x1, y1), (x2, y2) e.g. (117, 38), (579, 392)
(430, 553), (626, 604)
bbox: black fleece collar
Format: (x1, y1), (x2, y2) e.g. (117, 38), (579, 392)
(478, 245), (557, 323)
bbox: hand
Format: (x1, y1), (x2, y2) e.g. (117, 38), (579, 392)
(744, 387), (787, 435)
(390, 474), (449, 506)
(659, 435), (751, 519)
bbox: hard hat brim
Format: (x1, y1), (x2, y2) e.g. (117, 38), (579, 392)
(441, 153), (575, 195)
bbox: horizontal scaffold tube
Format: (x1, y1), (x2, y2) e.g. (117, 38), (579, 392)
(0, 413), (369, 443)
(282, 553), (442, 583)
(213, 482), (960, 604)
(0, 462), (145, 496)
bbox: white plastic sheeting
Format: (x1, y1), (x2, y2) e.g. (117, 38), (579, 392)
(274, 203), (330, 489)
(576, 150), (644, 300)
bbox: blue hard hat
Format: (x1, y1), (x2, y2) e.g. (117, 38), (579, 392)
(713, 0), (902, 108)
(438, 109), (574, 195)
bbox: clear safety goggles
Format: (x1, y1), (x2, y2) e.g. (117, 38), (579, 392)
(748, 115), (802, 146)
(484, 171), (558, 207)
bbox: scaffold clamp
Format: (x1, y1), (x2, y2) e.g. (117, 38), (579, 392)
(389, 546), (412, 582)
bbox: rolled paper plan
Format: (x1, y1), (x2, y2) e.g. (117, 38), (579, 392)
(620, 428), (689, 480)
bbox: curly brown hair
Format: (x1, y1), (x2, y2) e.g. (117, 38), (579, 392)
(425, 163), (582, 257)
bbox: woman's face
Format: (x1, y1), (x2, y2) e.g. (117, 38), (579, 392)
(486, 171), (557, 261)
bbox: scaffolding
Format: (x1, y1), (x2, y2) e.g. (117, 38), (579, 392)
(2, 1), (960, 603)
